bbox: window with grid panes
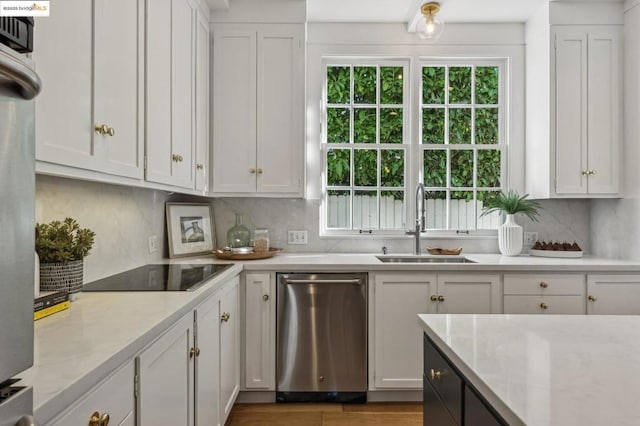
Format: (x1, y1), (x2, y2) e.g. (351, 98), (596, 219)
(323, 62), (408, 232)
(421, 63), (504, 231)
(321, 59), (505, 234)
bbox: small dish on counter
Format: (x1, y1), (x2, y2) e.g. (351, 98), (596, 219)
(529, 249), (583, 258)
(426, 247), (462, 255)
(212, 247), (281, 260)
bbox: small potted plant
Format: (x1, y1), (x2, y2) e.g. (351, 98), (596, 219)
(481, 191), (541, 256)
(36, 218), (96, 299)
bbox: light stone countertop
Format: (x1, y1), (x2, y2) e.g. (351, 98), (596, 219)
(20, 262), (243, 424)
(18, 252), (640, 423)
(234, 252), (640, 272)
(419, 314), (640, 426)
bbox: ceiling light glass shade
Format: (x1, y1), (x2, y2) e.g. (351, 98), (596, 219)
(417, 2), (444, 41)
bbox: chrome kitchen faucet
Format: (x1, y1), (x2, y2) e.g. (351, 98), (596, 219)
(406, 183), (427, 255)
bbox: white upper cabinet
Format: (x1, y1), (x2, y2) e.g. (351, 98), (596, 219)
(212, 24), (304, 196)
(35, 0), (143, 179)
(146, 0), (197, 189)
(195, 11), (211, 193)
(525, 3), (622, 199)
(554, 27), (622, 196)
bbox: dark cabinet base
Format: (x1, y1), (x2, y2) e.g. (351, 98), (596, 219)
(423, 333), (507, 426)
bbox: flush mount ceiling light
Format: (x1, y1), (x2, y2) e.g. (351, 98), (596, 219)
(417, 2), (444, 41)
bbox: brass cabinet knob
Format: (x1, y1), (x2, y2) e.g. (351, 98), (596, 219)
(581, 170), (590, 176)
(195, 348), (201, 357)
(539, 282), (548, 288)
(94, 124), (109, 136)
(263, 294), (269, 301)
(221, 312), (230, 322)
(589, 170), (596, 175)
(89, 412), (101, 426)
(437, 295), (445, 302)
(429, 368), (442, 380)
(430, 295), (438, 302)
(89, 412), (110, 426)
(100, 413), (110, 426)
(257, 168), (263, 174)
(190, 347), (197, 358)
(250, 168), (256, 174)
(172, 154), (180, 162)
(588, 295), (597, 302)
(540, 302), (548, 310)
(196, 163), (204, 170)
(107, 127), (115, 137)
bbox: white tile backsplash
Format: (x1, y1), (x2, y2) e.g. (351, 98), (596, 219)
(35, 176), (593, 277)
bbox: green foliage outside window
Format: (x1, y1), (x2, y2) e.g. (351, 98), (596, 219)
(325, 63), (503, 221)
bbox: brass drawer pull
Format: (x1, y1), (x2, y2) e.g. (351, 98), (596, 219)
(429, 368), (442, 380)
(539, 282), (548, 288)
(221, 312), (230, 322)
(196, 163), (204, 170)
(588, 295), (597, 302)
(263, 294), (269, 301)
(437, 295), (445, 302)
(540, 302), (548, 310)
(89, 411), (110, 426)
(430, 295), (438, 302)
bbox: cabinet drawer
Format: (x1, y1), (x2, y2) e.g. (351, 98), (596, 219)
(48, 360), (134, 426)
(504, 295), (586, 314)
(504, 274), (585, 295)
(423, 375), (457, 426)
(424, 334), (462, 424)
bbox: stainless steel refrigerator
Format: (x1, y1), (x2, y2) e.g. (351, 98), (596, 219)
(0, 41), (41, 426)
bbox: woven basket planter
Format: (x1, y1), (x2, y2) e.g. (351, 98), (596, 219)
(39, 259), (84, 294)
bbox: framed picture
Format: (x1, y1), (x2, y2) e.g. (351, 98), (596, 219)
(166, 203), (215, 258)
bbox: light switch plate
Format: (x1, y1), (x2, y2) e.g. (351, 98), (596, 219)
(524, 232), (538, 246)
(288, 230), (308, 245)
(148, 235), (158, 254)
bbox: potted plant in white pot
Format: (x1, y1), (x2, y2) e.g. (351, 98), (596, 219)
(36, 218), (95, 300)
(481, 191), (541, 256)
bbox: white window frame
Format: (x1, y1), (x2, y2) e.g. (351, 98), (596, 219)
(319, 56), (509, 237)
(321, 58), (411, 237)
(416, 58), (508, 235)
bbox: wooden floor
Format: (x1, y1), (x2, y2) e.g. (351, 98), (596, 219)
(226, 402), (423, 426)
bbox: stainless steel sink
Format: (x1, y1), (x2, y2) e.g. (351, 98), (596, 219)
(376, 256), (476, 264)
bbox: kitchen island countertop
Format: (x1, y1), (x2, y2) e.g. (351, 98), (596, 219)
(419, 313), (640, 426)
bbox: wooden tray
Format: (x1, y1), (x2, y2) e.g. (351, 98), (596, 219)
(426, 247), (462, 255)
(212, 247), (281, 260)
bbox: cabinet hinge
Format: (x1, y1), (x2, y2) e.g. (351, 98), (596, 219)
(134, 373), (139, 399)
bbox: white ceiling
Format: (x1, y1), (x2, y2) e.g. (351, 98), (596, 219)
(306, 0), (622, 23)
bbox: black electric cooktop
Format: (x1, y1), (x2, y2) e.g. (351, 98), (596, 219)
(82, 263), (233, 292)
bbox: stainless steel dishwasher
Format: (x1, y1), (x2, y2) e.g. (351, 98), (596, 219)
(276, 273), (367, 403)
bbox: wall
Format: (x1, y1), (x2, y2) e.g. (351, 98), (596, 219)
(591, 1), (640, 260)
(213, 197), (591, 254)
(36, 175), (212, 282)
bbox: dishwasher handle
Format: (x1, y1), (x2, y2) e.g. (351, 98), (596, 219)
(282, 278), (364, 285)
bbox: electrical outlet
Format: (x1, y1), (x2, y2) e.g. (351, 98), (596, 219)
(148, 235), (158, 254)
(524, 232), (538, 246)
(288, 230), (308, 245)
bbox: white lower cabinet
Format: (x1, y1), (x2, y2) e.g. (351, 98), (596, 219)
(136, 276), (240, 426)
(242, 272), (275, 390)
(137, 312), (194, 426)
(219, 278), (240, 421)
(504, 274), (586, 314)
(369, 273), (500, 390)
(503, 274), (586, 314)
(47, 360), (135, 426)
(587, 275), (640, 315)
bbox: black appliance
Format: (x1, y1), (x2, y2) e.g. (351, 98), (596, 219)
(82, 263), (233, 292)
(0, 17), (34, 53)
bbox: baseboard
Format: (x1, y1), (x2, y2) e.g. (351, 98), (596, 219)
(236, 391), (277, 403)
(367, 390), (422, 402)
